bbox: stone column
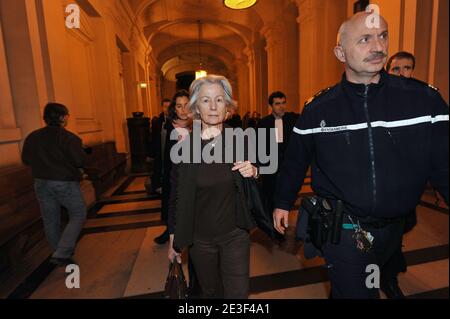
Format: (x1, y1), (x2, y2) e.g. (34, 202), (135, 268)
(296, 0), (346, 110)
(244, 46), (256, 114)
(246, 37), (268, 116)
(262, 17), (299, 112)
(245, 39), (265, 115)
(100, 14), (130, 153)
(0, 0), (50, 145)
(261, 23), (282, 98)
(0, 17), (22, 167)
(235, 55), (250, 115)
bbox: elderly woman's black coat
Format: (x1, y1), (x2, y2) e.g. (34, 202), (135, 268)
(167, 130), (256, 250)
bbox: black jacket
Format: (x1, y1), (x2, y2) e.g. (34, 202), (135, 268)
(274, 70), (449, 219)
(161, 122), (177, 221)
(170, 163), (256, 250)
(257, 112), (299, 162)
(150, 112), (166, 189)
(22, 126), (85, 181)
(150, 112), (166, 156)
(167, 129), (256, 249)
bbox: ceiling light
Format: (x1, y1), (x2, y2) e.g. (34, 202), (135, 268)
(224, 0), (257, 10)
(195, 69), (207, 80)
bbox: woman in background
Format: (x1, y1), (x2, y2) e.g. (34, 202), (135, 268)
(154, 90), (191, 244)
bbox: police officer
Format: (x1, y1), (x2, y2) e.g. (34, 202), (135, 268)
(273, 12), (449, 298)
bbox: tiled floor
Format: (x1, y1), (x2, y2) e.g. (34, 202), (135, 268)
(97, 200), (161, 215)
(123, 176), (148, 193)
(12, 175), (449, 299)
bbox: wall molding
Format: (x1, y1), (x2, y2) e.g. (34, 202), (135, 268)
(0, 128), (22, 143)
(75, 119), (102, 133)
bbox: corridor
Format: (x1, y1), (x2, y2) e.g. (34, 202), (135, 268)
(0, 0), (448, 302)
(4, 174), (448, 299)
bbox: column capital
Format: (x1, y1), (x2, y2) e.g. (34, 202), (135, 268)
(129, 30), (140, 51)
(243, 47), (254, 65)
(297, 0), (325, 26)
(235, 54), (248, 65)
(261, 24), (281, 49)
(243, 46), (252, 56)
(289, 0), (303, 8)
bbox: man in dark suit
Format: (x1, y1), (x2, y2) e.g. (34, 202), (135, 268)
(224, 106), (243, 128)
(149, 98), (171, 193)
(248, 111), (261, 129)
(257, 91), (299, 222)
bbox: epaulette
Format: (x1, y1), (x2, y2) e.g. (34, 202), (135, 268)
(304, 87), (332, 107)
(409, 77), (439, 91)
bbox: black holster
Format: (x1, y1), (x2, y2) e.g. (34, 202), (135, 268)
(301, 197), (344, 251)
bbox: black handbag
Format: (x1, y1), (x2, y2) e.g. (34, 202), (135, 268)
(164, 262), (188, 299)
(242, 177), (276, 238)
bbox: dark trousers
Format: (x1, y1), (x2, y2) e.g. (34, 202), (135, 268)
(150, 152), (162, 191)
(260, 150), (285, 212)
(380, 211), (416, 281)
(189, 228), (250, 299)
(261, 174), (276, 213)
(187, 249), (201, 296)
(323, 219), (405, 298)
(261, 173), (286, 242)
(380, 245), (407, 282)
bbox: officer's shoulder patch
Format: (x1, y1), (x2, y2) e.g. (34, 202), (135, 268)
(304, 87), (332, 107)
(409, 77), (440, 91)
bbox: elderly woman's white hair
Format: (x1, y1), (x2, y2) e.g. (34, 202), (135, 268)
(188, 74), (237, 119)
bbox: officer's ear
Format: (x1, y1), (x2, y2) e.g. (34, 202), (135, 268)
(334, 45), (346, 63)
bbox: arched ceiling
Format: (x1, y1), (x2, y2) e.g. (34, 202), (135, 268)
(158, 41), (235, 81)
(126, 0), (297, 77)
(149, 21), (247, 61)
(134, 0), (264, 31)
(161, 55), (229, 82)
(158, 41), (236, 71)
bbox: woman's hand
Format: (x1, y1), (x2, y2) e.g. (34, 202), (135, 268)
(232, 161), (257, 178)
(168, 234), (182, 263)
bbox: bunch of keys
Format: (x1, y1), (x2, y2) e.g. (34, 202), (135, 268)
(348, 217), (374, 253)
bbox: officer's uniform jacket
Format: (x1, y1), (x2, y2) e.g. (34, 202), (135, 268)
(274, 70), (449, 219)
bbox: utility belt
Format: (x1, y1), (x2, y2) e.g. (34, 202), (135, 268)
(342, 214), (405, 230)
(301, 197), (343, 251)
(301, 196), (404, 252)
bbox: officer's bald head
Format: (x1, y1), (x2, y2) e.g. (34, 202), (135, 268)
(336, 11), (388, 47)
(336, 19), (349, 46)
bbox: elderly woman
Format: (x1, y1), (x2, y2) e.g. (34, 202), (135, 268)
(167, 75), (258, 299)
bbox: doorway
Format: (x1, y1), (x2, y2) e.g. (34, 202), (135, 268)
(176, 72), (195, 91)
